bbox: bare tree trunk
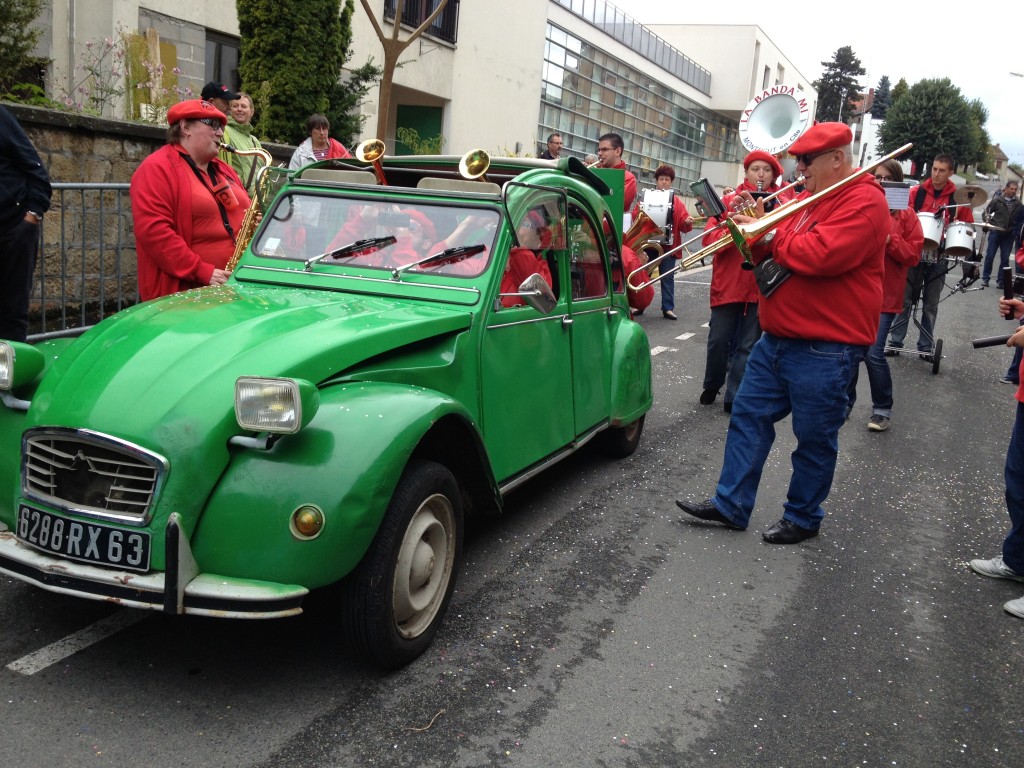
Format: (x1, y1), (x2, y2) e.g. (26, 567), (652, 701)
(358, 0), (451, 141)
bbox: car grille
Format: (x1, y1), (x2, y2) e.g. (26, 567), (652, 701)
(22, 429), (166, 526)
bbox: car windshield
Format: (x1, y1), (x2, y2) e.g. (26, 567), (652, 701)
(252, 193), (500, 277)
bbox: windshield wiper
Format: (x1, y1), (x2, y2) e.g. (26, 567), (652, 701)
(392, 244), (487, 280)
(304, 236), (397, 271)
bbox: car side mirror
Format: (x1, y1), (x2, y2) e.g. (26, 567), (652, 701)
(518, 273), (557, 314)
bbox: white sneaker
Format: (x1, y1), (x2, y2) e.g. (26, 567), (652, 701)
(1004, 595), (1024, 619)
(969, 556), (1024, 581)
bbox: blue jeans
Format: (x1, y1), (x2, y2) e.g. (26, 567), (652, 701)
(711, 334), (865, 531)
(659, 255), (676, 312)
(1002, 402), (1024, 573)
(702, 302), (761, 405)
(847, 312), (895, 417)
(889, 261), (948, 352)
(982, 234), (1014, 284)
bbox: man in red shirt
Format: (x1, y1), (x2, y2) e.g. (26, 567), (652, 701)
(595, 133), (637, 213)
(676, 123), (890, 544)
(887, 154), (974, 360)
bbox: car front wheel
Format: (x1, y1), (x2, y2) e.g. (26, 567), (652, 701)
(596, 415), (645, 458)
(341, 459), (463, 669)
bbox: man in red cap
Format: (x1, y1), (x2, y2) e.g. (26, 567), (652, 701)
(698, 149), (791, 411)
(887, 153), (974, 360)
(677, 122), (890, 544)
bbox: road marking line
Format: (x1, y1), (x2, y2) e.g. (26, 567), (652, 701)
(651, 345), (672, 355)
(675, 332), (695, 341)
(6, 610), (146, 676)
(701, 322), (710, 328)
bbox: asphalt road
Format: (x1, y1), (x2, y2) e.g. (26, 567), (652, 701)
(2, 262), (1022, 767)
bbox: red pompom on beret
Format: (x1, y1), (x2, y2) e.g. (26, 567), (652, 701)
(788, 122), (853, 155)
(742, 150), (783, 179)
(166, 99), (227, 126)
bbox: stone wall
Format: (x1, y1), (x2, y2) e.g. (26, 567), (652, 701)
(5, 103), (293, 335)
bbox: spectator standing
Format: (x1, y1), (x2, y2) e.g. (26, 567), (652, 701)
(539, 133), (563, 160)
(0, 106), (52, 342)
(200, 81), (239, 115)
(219, 92), (266, 193)
(289, 114), (352, 169)
(981, 181), (1022, 287)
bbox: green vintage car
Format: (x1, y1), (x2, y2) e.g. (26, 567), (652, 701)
(0, 154), (652, 668)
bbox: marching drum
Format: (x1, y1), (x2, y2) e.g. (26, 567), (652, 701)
(639, 188), (674, 231)
(944, 221), (975, 258)
(917, 212), (943, 251)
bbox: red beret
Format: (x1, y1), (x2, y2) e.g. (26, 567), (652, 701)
(743, 150), (783, 179)
(166, 99), (227, 126)
(788, 122), (853, 155)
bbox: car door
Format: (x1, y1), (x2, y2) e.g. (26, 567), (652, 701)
(565, 203), (614, 435)
(479, 205), (573, 483)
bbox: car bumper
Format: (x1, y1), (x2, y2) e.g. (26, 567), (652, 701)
(0, 513), (307, 618)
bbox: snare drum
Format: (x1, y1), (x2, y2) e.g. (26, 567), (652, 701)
(944, 221), (975, 258)
(639, 188), (674, 230)
(917, 212), (943, 251)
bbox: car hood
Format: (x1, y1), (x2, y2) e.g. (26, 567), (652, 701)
(25, 283), (472, 448)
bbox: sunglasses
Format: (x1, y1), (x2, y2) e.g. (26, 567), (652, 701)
(795, 149), (836, 166)
(195, 117), (224, 129)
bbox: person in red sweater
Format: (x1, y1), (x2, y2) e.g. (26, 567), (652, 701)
(846, 158), (924, 432)
(676, 123), (890, 544)
(887, 153), (974, 359)
(646, 164), (695, 320)
(596, 132), (638, 214)
(698, 150), (789, 412)
(130, 99), (251, 301)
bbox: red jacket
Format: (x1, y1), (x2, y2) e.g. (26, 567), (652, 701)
(501, 248), (552, 307)
(909, 179), (974, 224)
(131, 144), (250, 301)
(703, 179), (785, 307)
(881, 208), (924, 313)
(759, 173), (889, 345)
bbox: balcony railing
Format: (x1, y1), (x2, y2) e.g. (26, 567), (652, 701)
(383, 0), (459, 45)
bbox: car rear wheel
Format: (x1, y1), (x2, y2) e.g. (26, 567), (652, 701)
(341, 459), (463, 669)
(596, 415), (645, 458)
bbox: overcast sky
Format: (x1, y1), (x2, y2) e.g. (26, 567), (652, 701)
(614, 0), (1022, 168)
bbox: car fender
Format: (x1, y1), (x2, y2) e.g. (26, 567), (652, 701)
(191, 381), (496, 588)
(609, 318), (653, 425)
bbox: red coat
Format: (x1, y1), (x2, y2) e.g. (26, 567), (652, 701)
(909, 179), (974, 224)
(704, 179), (781, 307)
(759, 173), (889, 345)
(881, 208), (924, 313)
(131, 144), (250, 301)
(501, 248), (552, 307)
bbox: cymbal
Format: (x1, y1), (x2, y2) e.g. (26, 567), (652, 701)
(954, 185), (988, 206)
(976, 221), (1005, 232)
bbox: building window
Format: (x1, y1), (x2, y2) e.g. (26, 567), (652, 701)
(384, 0), (460, 45)
(762, 65), (770, 90)
(206, 31), (240, 90)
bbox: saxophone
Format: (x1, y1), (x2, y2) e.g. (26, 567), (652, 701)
(220, 143), (274, 273)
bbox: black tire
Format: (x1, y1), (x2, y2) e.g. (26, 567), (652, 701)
(341, 459), (463, 670)
(932, 338), (943, 374)
(596, 415), (645, 458)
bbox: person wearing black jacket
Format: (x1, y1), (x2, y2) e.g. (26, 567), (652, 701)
(0, 106), (52, 342)
(982, 181), (1022, 287)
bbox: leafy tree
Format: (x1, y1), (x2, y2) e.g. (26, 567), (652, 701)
(870, 75), (891, 120)
(238, 0), (381, 146)
(0, 0), (46, 95)
(877, 78), (981, 176)
(966, 98), (993, 173)
(890, 78), (909, 107)
(812, 46), (865, 122)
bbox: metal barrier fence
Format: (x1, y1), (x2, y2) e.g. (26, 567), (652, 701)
(30, 182), (138, 342)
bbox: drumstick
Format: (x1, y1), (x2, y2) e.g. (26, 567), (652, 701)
(973, 334), (1014, 348)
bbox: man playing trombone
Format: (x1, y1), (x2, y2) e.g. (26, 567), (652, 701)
(676, 123), (891, 544)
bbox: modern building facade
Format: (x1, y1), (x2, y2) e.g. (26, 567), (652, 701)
(30, 0), (815, 193)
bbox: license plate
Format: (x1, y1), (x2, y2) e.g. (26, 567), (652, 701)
(17, 504), (151, 572)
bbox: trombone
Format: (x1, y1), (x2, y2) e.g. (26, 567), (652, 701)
(627, 144), (913, 292)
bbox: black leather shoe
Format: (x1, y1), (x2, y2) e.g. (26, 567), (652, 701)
(699, 389), (717, 405)
(663, 310), (678, 320)
(762, 518), (818, 544)
(723, 401), (732, 413)
(920, 353), (934, 363)
(675, 499), (745, 529)
(884, 349), (900, 357)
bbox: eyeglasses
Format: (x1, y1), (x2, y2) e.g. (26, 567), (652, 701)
(874, 174), (893, 182)
(195, 117), (224, 130)
(795, 149), (836, 167)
